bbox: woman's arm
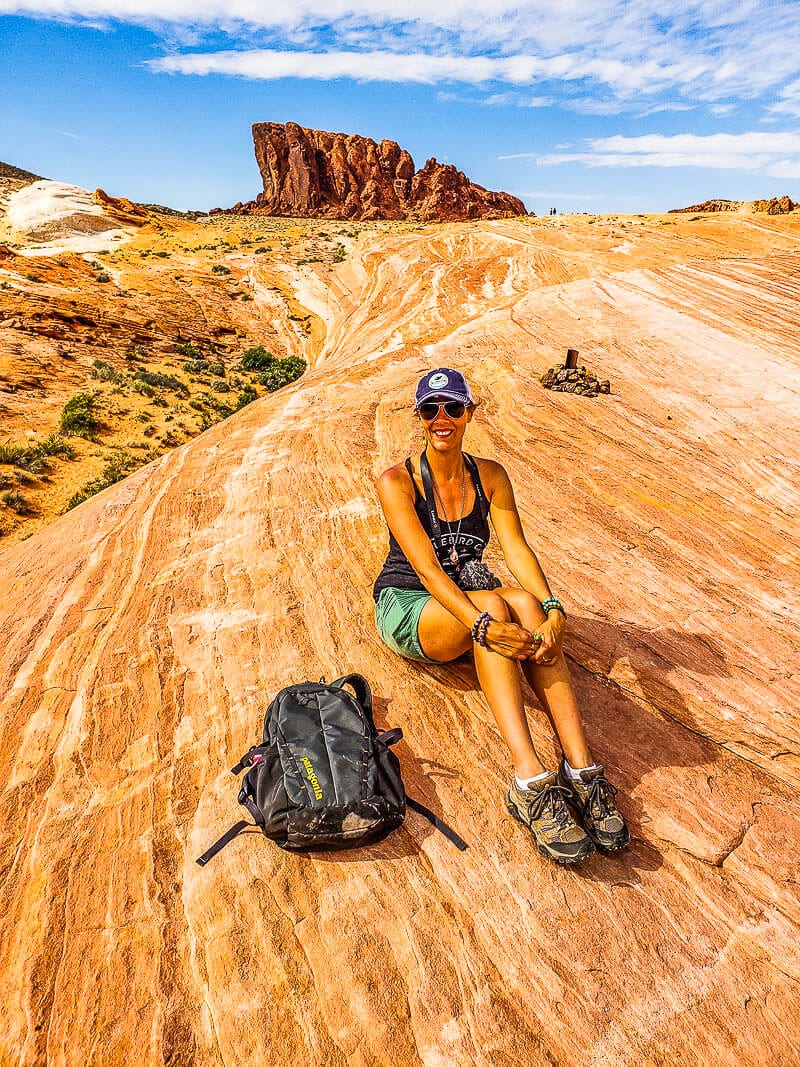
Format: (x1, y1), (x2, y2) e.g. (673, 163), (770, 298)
(375, 466), (533, 656)
(482, 461), (567, 650)
(482, 462), (554, 600)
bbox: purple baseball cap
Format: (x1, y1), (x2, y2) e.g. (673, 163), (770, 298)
(414, 368), (474, 410)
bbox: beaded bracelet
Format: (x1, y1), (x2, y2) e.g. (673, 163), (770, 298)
(541, 596), (566, 619)
(476, 614), (492, 647)
(471, 610), (491, 641)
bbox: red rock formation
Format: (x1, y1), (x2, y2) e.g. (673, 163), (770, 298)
(93, 188), (150, 224)
(226, 121), (525, 221)
(670, 195), (796, 214)
(751, 194), (796, 214)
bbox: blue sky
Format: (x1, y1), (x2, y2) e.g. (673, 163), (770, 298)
(3, 1), (800, 214)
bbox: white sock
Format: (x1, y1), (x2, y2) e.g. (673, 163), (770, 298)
(564, 759), (600, 780)
(515, 770), (552, 791)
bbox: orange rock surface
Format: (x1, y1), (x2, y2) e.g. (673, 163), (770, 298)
(1, 210), (800, 1065)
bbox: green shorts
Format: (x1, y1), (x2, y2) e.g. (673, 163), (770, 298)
(374, 587), (438, 664)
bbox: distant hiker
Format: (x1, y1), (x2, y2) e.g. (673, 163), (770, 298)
(373, 368), (629, 865)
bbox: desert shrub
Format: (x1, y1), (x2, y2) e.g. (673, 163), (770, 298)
(66, 453), (133, 510)
(240, 293), (253, 301)
(37, 435), (75, 459)
(131, 379), (155, 397)
(175, 341), (202, 359)
(152, 251), (170, 258)
(2, 490), (31, 514)
(151, 396), (169, 408)
(60, 393), (99, 437)
(240, 346), (275, 372)
(333, 244), (346, 262)
(90, 359), (120, 382)
(96, 272), (111, 283)
(258, 355), (306, 392)
(189, 399), (206, 411)
(237, 387), (258, 409)
(212, 380), (230, 393)
(135, 411), (151, 423)
(207, 362), (225, 377)
(133, 369), (188, 395)
(182, 359), (209, 373)
(0, 442), (27, 465)
(211, 264), (231, 275)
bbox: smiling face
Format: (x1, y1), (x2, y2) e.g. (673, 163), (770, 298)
(418, 396), (474, 453)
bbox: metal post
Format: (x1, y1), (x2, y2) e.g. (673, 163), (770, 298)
(565, 348), (579, 369)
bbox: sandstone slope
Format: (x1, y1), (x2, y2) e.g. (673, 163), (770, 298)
(1, 211), (800, 1065)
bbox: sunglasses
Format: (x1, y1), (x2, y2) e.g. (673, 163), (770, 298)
(417, 400), (467, 421)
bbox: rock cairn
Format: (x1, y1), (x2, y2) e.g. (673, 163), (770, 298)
(540, 355), (610, 397)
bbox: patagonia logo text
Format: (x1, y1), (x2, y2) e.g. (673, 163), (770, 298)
(300, 756), (323, 800)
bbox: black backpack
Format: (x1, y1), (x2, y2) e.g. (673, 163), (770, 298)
(197, 674), (466, 863)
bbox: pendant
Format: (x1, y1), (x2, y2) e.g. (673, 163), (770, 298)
(450, 546), (459, 564)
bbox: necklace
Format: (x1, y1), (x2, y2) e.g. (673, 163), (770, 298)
(430, 458), (466, 565)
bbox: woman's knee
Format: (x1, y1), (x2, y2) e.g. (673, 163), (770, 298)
(470, 589), (511, 621)
(498, 587), (546, 626)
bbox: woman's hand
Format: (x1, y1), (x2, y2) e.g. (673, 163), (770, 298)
(529, 611), (565, 665)
(483, 620), (537, 660)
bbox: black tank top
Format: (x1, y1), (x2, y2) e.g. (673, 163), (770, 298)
(373, 454), (491, 601)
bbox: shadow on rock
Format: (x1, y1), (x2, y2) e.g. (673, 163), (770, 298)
(310, 691), (460, 862)
(412, 617), (731, 883)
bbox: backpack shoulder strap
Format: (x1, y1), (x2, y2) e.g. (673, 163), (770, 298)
(330, 673), (373, 721)
(418, 448), (443, 543)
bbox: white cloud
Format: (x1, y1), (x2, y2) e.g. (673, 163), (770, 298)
(535, 131), (800, 176)
(6, 0), (800, 113)
(147, 48), (713, 97)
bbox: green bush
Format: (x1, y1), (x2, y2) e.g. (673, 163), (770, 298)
(207, 362), (225, 377)
(257, 356), (306, 393)
(211, 264), (231, 275)
(2, 490), (31, 514)
(96, 272), (111, 283)
(60, 393), (99, 437)
(333, 244), (346, 262)
(37, 434), (75, 459)
(175, 341), (203, 359)
(90, 359), (119, 382)
(131, 379), (155, 397)
(66, 453), (133, 510)
(0, 435), (75, 469)
(0, 442), (27, 465)
(182, 358), (209, 373)
(133, 369), (188, 395)
(237, 387), (258, 409)
(240, 346), (275, 372)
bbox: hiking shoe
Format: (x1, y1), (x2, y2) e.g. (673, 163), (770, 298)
(506, 773), (595, 865)
(558, 762), (630, 852)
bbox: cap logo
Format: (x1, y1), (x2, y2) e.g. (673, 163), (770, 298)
(428, 372), (449, 389)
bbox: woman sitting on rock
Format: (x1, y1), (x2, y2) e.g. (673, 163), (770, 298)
(373, 368), (629, 865)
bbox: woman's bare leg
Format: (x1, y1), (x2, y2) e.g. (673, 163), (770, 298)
(495, 587), (594, 769)
(417, 591), (546, 778)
